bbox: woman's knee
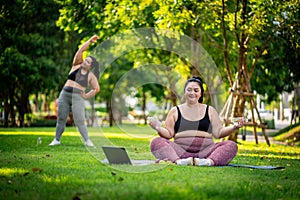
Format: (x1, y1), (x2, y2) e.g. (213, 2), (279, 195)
(57, 110), (69, 124)
(225, 140), (238, 153)
(150, 137), (169, 151)
(72, 109), (86, 125)
(73, 118), (85, 127)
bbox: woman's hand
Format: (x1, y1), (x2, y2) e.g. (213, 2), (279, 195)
(81, 89), (98, 99)
(89, 35), (99, 43)
(81, 92), (88, 99)
(232, 118), (247, 129)
(148, 116), (174, 139)
(148, 117), (162, 131)
(216, 117), (247, 139)
(73, 35), (99, 66)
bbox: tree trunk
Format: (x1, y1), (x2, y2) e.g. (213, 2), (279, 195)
(3, 98), (9, 127)
(228, 0), (249, 142)
(228, 78), (247, 141)
(228, 41), (248, 140)
(107, 99), (113, 127)
(141, 89), (147, 125)
(9, 90), (17, 127)
(166, 90), (177, 107)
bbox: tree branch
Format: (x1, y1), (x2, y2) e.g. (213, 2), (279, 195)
(198, 24), (223, 50)
(222, 0), (234, 86)
(249, 27), (280, 79)
(234, 0), (241, 46)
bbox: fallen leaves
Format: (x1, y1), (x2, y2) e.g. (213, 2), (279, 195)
(110, 171), (124, 182)
(31, 168), (43, 173)
(111, 171), (117, 176)
(276, 184), (284, 191)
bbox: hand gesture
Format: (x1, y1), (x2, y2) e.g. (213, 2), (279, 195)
(148, 117), (162, 131)
(232, 117), (246, 129)
(89, 35), (99, 43)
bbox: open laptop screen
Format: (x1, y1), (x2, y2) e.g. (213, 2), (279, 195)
(102, 146), (132, 165)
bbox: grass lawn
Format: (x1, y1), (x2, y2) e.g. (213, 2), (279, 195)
(0, 125), (299, 200)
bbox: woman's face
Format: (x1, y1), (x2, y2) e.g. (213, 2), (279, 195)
(184, 82), (202, 103)
(82, 57), (93, 70)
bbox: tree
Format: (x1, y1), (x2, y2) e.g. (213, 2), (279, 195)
(218, 0), (299, 141)
(57, 0), (194, 125)
(55, 0), (299, 132)
(151, 0), (299, 142)
(253, 4), (300, 103)
(103, 0), (198, 115)
(0, 0), (67, 127)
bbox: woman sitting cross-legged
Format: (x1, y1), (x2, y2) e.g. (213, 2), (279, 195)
(149, 77), (245, 166)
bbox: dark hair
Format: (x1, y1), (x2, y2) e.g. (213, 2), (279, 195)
(88, 56), (99, 79)
(184, 76), (204, 103)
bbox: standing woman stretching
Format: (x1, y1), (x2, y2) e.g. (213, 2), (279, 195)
(49, 35), (100, 147)
(149, 77), (245, 166)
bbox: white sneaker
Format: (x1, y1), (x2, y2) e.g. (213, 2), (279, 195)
(49, 139), (60, 146)
(194, 158), (211, 166)
(85, 139), (94, 147)
(176, 157), (194, 166)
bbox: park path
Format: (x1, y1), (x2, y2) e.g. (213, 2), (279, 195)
(237, 120), (291, 145)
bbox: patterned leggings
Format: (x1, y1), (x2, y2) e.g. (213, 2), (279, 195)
(150, 137), (238, 166)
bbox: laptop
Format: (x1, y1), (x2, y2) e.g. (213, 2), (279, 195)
(102, 146), (132, 165)
(102, 146), (155, 166)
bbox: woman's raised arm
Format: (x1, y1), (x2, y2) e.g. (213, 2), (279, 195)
(72, 35), (99, 66)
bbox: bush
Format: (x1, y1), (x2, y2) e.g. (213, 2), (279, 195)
(30, 118), (57, 127)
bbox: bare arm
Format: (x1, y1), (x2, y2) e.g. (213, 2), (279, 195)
(81, 73), (100, 99)
(149, 107), (177, 139)
(209, 106), (245, 139)
(72, 35), (99, 66)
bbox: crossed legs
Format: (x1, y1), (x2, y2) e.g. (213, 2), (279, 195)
(150, 137), (238, 166)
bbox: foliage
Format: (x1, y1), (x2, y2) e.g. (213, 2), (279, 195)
(251, 0), (300, 102)
(148, 0), (299, 98)
(56, 0), (105, 35)
(0, 0), (67, 126)
(1, 0), (299, 127)
(0, 126), (299, 199)
(100, 0), (300, 106)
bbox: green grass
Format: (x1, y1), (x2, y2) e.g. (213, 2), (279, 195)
(0, 125), (299, 200)
(273, 122), (300, 137)
(273, 122), (300, 145)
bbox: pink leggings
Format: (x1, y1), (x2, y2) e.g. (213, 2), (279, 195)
(150, 137), (238, 166)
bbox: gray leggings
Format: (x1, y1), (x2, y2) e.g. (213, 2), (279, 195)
(55, 89), (89, 141)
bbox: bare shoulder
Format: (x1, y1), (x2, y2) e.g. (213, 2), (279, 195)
(168, 105), (180, 120)
(169, 106), (179, 114)
(163, 106), (178, 127)
(207, 105), (219, 118)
